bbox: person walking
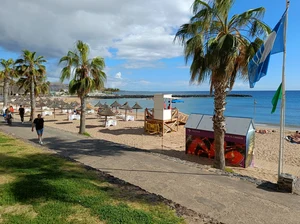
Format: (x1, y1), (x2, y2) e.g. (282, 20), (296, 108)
(32, 114), (44, 145)
(9, 105), (14, 115)
(18, 105), (25, 124)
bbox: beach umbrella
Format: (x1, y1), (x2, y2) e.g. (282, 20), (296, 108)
(110, 101), (121, 111)
(132, 102), (143, 119)
(94, 101), (103, 107)
(58, 101), (69, 112)
(48, 100), (61, 118)
(121, 104), (132, 121)
(102, 103), (109, 109)
(70, 101), (79, 108)
(119, 102), (128, 109)
(62, 103), (74, 110)
(98, 107), (116, 127)
(36, 100), (48, 112)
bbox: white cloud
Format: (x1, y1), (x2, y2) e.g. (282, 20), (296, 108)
(0, 0), (194, 62)
(115, 72), (122, 79)
(122, 61), (164, 69)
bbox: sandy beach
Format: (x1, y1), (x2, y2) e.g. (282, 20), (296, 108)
(20, 97), (300, 183)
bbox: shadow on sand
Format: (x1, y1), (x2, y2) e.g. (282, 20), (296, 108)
(99, 127), (145, 136)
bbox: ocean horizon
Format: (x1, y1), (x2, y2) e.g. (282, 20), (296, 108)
(90, 90), (300, 128)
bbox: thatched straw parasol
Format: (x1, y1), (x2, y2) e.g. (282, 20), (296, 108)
(119, 102), (128, 109)
(94, 101), (103, 107)
(62, 103), (74, 110)
(111, 101), (121, 107)
(132, 102), (143, 119)
(48, 99), (61, 118)
(98, 107), (116, 127)
(70, 101), (79, 108)
(36, 101), (48, 112)
(110, 100), (121, 110)
(121, 104), (132, 121)
(102, 103), (109, 109)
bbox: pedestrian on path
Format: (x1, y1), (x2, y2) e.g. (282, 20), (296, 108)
(9, 106), (14, 115)
(18, 105), (25, 124)
(32, 114), (44, 145)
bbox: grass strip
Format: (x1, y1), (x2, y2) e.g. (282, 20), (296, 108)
(0, 132), (184, 224)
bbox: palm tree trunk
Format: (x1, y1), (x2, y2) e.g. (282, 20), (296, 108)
(30, 77), (35, 122)
(213, 82), (226, 170)
(79, 96), (86, 134)
(3, 76), (9, 109)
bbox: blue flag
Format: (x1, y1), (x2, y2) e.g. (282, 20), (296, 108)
(248, 11), (287, 88)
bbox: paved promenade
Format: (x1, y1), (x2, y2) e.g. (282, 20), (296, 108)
(1, 121), (300, 224)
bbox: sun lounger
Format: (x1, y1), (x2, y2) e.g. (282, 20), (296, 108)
(87, 109), (95, 114)
(125, 115), (134, 121)
(68, 114), (80, 120)
(105, 119), (117, 127)
(42, 111), (53, 116)
(62, 109), (73, 113)
(117, 114), (134, 121)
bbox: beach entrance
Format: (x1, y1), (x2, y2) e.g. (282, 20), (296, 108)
(185, 114), (255, 168)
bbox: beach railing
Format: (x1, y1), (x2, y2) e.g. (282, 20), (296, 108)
(178, 112), (188, 124)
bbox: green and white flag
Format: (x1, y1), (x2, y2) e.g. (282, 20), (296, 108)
(271, 83), (282, 114)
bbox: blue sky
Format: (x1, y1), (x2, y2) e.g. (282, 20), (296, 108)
(0, 0), (298, 91)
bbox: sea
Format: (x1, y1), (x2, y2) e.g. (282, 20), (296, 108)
(92, 90), (300, 128)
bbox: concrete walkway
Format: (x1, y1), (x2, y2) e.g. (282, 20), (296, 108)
(1, 121), (300, 224)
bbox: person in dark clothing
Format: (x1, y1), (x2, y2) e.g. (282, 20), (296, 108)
(32, 114), (45, 145)
(19, 105), (25, 123)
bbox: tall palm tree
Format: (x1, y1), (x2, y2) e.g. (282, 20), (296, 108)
(0, 58), (17, 109)
(59, 40), (107, 134)
(174, 0), (271, 170)
(15, 50), (47, 121)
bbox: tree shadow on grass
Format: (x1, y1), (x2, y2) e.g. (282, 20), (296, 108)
(0, 153), (90, 203)
(0, 151), (204, 223)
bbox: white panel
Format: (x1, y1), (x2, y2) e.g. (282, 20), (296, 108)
(154, 109), (163, 120)
(197, 115), (214, 131)
(163, 94), (172, 99)
(185, 113), (253, 136)
(185, 114), (203, 129)
(163, 110), (172, 120)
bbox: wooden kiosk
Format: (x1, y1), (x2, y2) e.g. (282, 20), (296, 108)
(144, 94), (179, 135)
(185, 114), (255, 168)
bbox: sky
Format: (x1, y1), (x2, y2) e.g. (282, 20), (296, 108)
(0, 0), (299, 91)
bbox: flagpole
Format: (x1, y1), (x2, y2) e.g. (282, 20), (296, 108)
(278, 0), (289, 178)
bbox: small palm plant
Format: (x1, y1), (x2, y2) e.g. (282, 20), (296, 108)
(59, 40), (107, 134)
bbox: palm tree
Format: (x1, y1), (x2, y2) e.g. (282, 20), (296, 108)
(174, 0), (270, 170)
(59, 40), (107, 134)
(0, 58), (17, 109)
(15, 50), (47, 121)
(17, 75), (50, 96)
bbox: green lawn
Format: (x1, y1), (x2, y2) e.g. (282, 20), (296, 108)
(0, 133), (184, 224)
